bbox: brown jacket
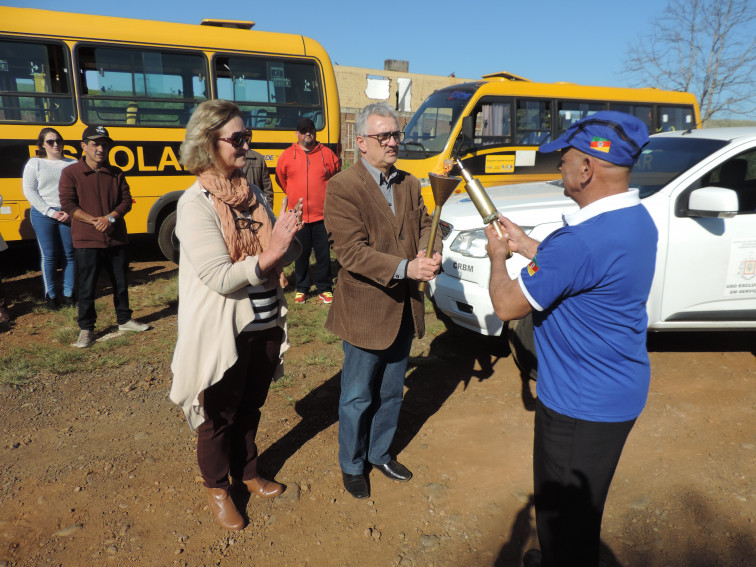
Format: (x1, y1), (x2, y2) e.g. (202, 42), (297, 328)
(59, 159), (132, 248)
(323, 159), (441, 350)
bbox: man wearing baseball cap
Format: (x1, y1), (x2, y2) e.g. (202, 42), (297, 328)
(484, 111), (657, 567)
(276, 117), (340, 305)
(60, 125), (149, 348)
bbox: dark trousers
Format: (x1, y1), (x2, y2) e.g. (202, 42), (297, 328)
(294, 220), (331, 294)
(74, 246), (131, 331)
(533, 398), (636, 567)
(338, 301), (415, 474)
(197, 326), (283, 489)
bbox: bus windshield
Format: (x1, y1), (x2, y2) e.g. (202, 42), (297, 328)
(399, 86), (476, 158)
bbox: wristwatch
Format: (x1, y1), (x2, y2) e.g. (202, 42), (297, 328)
(107, 215), (116, 224)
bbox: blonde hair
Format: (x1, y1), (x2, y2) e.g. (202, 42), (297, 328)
(180, 100), (242, 174)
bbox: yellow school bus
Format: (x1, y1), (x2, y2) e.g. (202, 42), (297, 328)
(0, 7), (340, 260)
(396, 72), (701, 209)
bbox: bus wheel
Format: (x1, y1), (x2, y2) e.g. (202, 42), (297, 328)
(508, 313), (537, 381)
(157, 211), (179, 263)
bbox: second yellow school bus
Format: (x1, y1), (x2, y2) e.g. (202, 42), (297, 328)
(396, 72), (700, 209)
(0, 7), (340, 260)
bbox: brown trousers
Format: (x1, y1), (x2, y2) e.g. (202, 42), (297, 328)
(197, 325), (283, 489)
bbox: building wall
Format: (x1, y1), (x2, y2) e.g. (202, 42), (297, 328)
(334, 65), (477, 165)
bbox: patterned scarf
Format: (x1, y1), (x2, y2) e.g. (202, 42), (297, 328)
(196, 168), (273, 263)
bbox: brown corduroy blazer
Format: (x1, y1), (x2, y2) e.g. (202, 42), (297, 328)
(323, 159), (441, 350)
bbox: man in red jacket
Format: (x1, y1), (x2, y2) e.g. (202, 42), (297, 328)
(276, 117), (340, 304)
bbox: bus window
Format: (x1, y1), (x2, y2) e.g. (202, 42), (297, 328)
(471, 99), (512, 149)
(0, 39), (74, 124)
(400, 86), (475, 157)
(608, 103), (652, 131)
(77, 45), (207, 126)
(556, 101), (605, 136)
(214, 55), (324, 130)
(657, 105), (696, 132)
(516, 99), (551, 145)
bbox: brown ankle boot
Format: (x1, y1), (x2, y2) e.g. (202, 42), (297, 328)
(206, 487), (244, 530)
(233, 457), (283, 498)
(239, 476), (283, 498)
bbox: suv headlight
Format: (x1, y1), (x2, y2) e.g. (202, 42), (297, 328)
(449, 226), (534, 258)
(450, 228), (488, 258)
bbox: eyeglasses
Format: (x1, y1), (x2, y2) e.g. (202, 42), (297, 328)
(218, 130), (251, 149)
(234, 216), (262, 232)
(298, 127), (315, 134)
(45, 138), (64, 147)
(364, 131), (403, 145)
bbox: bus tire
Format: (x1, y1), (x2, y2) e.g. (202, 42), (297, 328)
(508, 313), (538, 381)
(157, 211), (179, 263)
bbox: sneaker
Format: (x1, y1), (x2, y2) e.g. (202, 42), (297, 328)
(75, 329), (94, 348)
(45, 295), (59, 311)
(318, 291), (333, 305)
(118, 319), (149, 332)
(61, 296), (75, 308)
(294, 292), (306, 304)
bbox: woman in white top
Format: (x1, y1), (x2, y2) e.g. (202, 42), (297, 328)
(170, 100), (303, 531)
(22, 128), (76, 309)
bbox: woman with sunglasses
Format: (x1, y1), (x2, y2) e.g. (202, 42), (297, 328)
(22, 127), (76, 309)
(170, 100), (303, 531)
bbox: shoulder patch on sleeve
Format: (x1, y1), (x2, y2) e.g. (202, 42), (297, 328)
(527, 256), (539, 276)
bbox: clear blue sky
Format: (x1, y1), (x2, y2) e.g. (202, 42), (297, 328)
(6, 0), (671, 88)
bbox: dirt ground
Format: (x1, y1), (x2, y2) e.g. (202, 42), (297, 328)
(0, 238), (754, 567)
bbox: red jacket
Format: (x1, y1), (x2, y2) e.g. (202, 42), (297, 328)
(276, 142), (340, 223)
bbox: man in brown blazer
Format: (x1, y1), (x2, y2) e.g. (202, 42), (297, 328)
(324, 102), (442, 499)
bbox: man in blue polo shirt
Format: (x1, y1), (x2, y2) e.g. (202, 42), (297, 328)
(485, 111), (657, 567)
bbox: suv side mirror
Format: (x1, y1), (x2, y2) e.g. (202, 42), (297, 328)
(687, 187), (739, 218)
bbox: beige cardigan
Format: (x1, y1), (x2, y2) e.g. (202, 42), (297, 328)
(169, 181), (300, 430)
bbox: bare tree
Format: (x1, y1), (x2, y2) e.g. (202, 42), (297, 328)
(624, 0), (756, 124)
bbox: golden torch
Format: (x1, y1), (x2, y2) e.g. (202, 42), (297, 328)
(417, 170), (463, 293)
(453, 157), (505, 239)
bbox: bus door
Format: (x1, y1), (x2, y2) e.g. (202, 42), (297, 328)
(453, 97), (560, 187)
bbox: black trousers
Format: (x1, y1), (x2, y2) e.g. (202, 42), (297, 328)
(197, 326), (283, 489)
(294, 220), (332, 294)
(74, 246), (131, 331)
(533, 398), (636, 567)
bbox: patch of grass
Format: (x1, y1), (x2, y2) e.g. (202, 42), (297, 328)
(0, 345), (85, 386)
(131, 277), (178, 310)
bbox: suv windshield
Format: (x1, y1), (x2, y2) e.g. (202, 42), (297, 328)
(632, 137), (729, 198)
(399, 86), (476, 158)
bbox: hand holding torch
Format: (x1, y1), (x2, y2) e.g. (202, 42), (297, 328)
(417, 171), (463, 293)
(453, 157), (505, 239)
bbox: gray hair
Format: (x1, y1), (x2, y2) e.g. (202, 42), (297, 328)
(180, 99), (242, 174)
(355, 102), (398, 137)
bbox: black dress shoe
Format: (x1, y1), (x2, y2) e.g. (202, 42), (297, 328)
(342, 472), (369, 499)
(522, 549), (542, 567)
(372, 459), (412, 482)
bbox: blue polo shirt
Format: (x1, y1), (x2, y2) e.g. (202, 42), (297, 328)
(517, 190), (658, 422)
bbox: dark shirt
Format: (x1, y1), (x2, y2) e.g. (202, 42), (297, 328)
(59, 158), (132, 248)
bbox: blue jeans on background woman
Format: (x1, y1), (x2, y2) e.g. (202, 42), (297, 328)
(30, 207), (74, 302)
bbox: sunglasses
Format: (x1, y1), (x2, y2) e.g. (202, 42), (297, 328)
(218, 130), (251, 149)
(45, 138), (64, 147)
(298, 127), (315, 134)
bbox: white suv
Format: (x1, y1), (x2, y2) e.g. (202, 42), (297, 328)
(427, 128), (756, 337)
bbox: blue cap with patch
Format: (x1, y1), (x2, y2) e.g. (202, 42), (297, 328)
(538, 110), (649, 167)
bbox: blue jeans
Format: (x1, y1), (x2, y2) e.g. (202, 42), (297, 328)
(338, 304), (415, 474)
(74, 246), (132, 331)
(294, 220), (332, 294)
(30, 207), (74, 298)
